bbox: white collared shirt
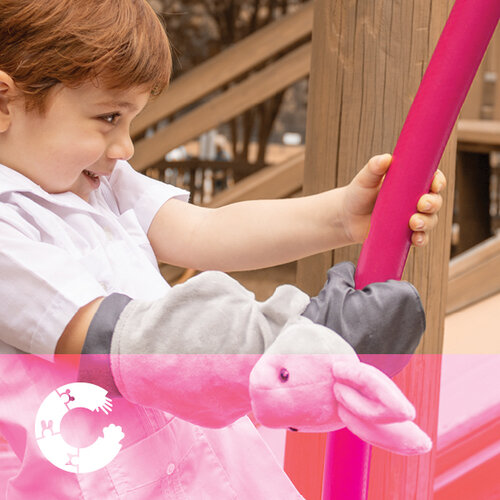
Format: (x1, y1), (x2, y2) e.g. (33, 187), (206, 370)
(0, 160), (189, 357)
(0, 160), (304, 500)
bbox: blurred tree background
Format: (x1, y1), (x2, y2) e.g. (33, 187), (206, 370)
(147, 0), (310, 167)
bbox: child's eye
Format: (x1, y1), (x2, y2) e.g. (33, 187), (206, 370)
(99, 113), (121, 125)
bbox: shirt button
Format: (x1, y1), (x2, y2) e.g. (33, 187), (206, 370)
(166, 463), (175, 475)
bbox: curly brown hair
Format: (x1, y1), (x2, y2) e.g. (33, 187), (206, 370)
(0, 0), (172, 113)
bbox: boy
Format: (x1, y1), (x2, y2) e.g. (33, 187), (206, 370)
(0, 0), (444, 498)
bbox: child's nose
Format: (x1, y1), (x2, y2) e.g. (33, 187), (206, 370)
(107, 132), (135, 161)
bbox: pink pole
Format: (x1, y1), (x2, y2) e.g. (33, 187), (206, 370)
(322, 1), (500, 499)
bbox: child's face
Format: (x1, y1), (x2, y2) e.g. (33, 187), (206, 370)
(3, 81), (150, 201)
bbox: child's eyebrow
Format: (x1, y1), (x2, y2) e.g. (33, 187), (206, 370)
(95, 100), (140, 113)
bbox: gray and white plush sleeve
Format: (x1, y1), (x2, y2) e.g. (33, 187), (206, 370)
(79, 271), (311, 426)
(78, 293), (132, 396)
(110, 271), (310, 356)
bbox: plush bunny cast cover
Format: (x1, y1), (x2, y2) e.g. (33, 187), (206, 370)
(79, 266), (430, 455)
(302, 262), (425, 377)
(249, 317), (432, 455)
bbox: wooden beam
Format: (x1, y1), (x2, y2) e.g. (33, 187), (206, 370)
(485, 26), (500, 121)
(459, 24), (499, 121)
(457, 119), (500, 152)
(131, 42), (312, 172)
(447, 233), (500, 314)
(459, 56), (486, 120)
(493, 29), (500, 120)
(290, 1), (456, 499)
(206, 151), (304, 208)
(131, 1), (314, 137)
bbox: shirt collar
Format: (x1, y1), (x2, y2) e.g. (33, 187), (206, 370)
(0, 162), (102, 214)
(0, 162), (46, 195)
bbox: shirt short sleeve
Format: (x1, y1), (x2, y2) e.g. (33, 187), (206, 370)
(106, 161), (190, 234)
(0, 214), (105, 359)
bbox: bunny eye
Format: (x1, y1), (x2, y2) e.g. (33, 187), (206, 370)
(279, 368), (289, 382)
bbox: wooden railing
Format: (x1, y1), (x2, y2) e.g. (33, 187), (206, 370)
(131, 2), (313, 138)
(447, 233), (500, 314)
(130, 2), (314, 172)
(140, 2), (499, 293)
(132, 43), (311, 171)
(207, 150), (304, 207)
(457, 120), (500, 152)
(130, 2), (498, 224)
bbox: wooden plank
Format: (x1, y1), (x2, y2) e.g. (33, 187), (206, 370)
(447, 234), (500, 314)
(290, 1), (456, 499)
(206, 151), (304, 208)
(448, 232), (500, 278)
(131, 2), (314, 137)
(457, 119), (500, 151)
(460, 50), (487, 120)
(493, 28), (500, 120)
(460, 25), (500, 121)
(484, 25), (500, 120)
(131, 42), (312, 172)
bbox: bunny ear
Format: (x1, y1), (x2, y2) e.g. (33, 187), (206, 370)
(338, 404), (432, 456)
(332, 361), (415, 423)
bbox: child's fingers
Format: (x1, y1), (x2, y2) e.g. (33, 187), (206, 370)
(357, 154), (392, 188)
(406, 170), (445, 248)
(431, 169), (446, 193)
(416, 193), (443, 214)
(409, 213), (438, 233)
(411, 232), (428, 247)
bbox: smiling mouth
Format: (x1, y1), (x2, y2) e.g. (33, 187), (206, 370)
(83, 169), (99, 180)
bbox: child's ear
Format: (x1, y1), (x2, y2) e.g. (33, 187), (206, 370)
(0, 71), (17, 132)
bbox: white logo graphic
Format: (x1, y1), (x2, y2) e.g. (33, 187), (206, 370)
(35, 382), (124, 473)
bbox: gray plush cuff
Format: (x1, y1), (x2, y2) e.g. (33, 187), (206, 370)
(78, 293), (132, 396)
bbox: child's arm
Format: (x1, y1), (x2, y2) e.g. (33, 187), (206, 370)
(74, 270), (424, 429)
(76, 271), (311, 427)
(55, 297), (103, 355)
(148, 154), (445, 271)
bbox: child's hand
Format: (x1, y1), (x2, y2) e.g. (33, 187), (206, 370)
(342, 154), (446, 246)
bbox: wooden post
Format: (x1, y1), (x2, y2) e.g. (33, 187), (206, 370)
(286, 1), (457, 498)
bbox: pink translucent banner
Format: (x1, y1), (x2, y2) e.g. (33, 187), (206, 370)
(0, 354), (498, 499)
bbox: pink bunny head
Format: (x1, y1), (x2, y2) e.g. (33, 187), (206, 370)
(249, 352), (351, 432)
(249, 317), (432, 455)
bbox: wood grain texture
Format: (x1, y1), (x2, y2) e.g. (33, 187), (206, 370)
(291, 1), (457, 498)
(460, 24), (499, 121)
(493, 29), (500, 120)
(460, 57), (487, 120)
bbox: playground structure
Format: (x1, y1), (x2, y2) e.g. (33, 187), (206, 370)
(130, 1), (499, 498)
(0, 1), (499, 498)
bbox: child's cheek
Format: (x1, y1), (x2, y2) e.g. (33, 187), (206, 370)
(55, 134), (106, 170)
